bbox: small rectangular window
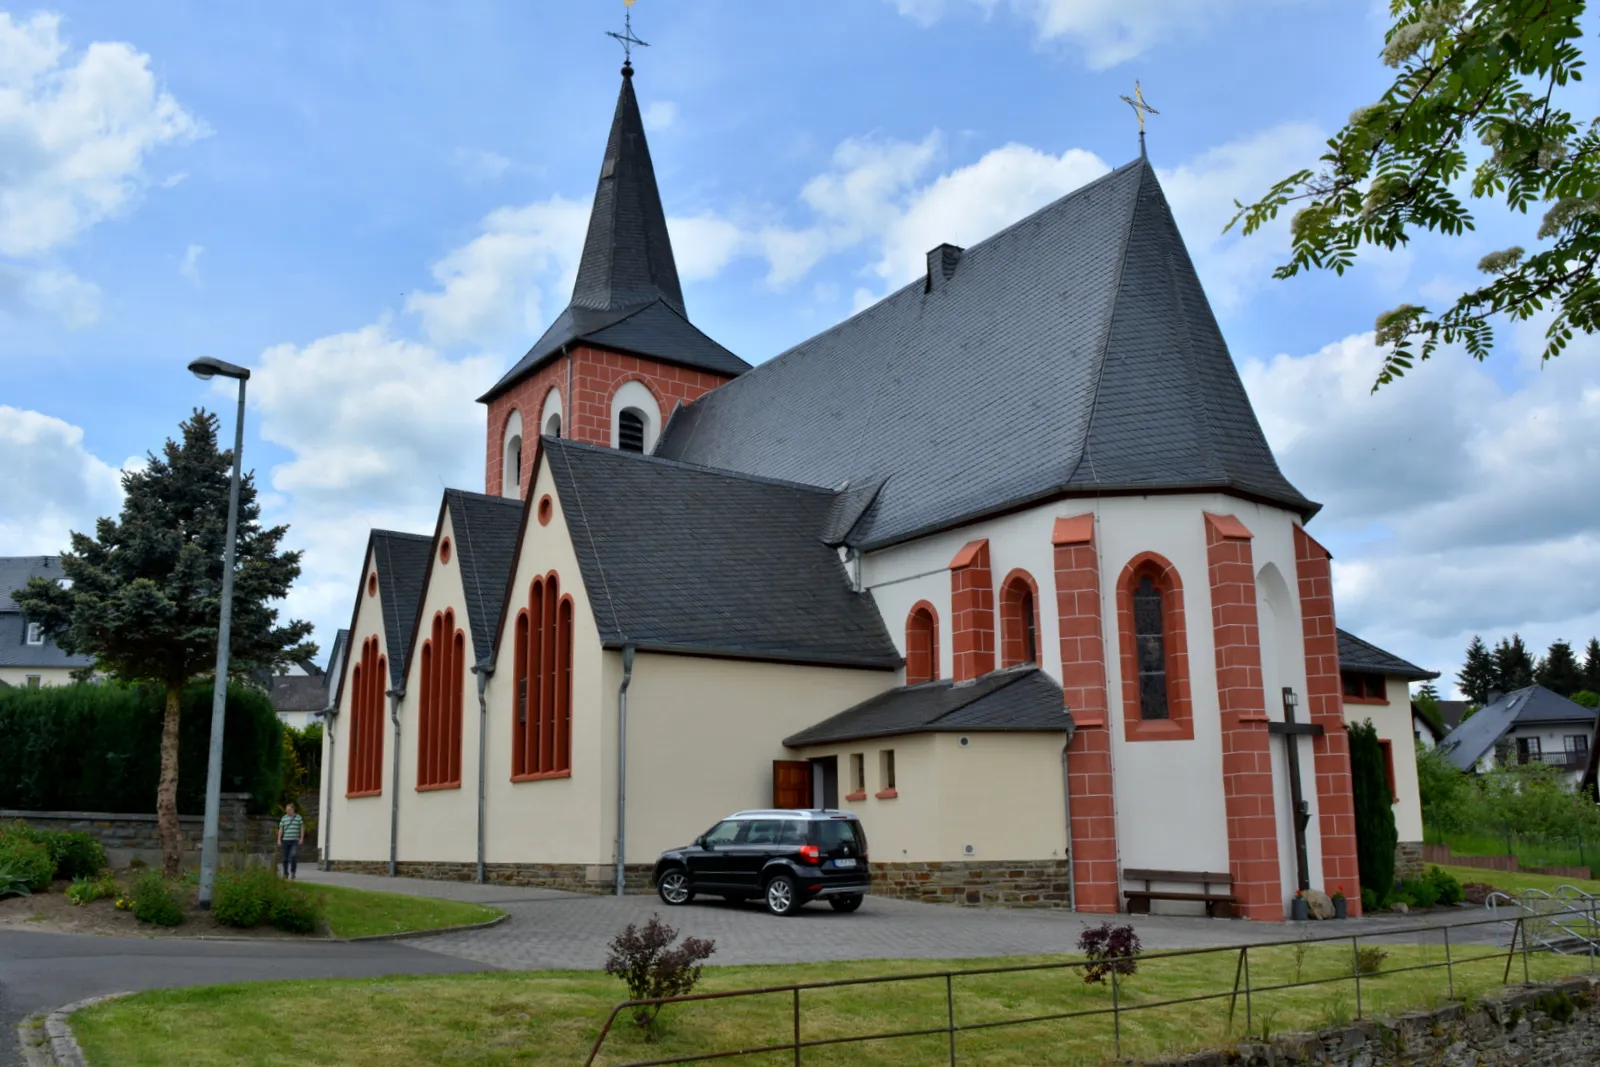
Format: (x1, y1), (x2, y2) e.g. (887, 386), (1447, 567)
(25, 675), (41, 688)
(879, 749), (896, 792)
(850, 753), (865, 793)
(25, 623), (43, 646)
(1341, 672), (1386, 700)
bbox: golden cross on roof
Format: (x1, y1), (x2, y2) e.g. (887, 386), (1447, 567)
(1119, 81), (1159, 156)
(606, 0), (650, 68)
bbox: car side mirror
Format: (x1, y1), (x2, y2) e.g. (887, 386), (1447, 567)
(694, 835), (707, 849)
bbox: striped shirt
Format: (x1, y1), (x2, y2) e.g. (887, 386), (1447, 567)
(279, 814), (305, 842)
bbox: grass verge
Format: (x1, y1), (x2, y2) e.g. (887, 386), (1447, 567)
(296, 883), (502, 939)
(1438, 864), (1600, 897)
(71, 943), (1585, 1067)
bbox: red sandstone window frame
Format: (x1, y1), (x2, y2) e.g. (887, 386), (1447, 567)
(998, 569), (1042, 668)
(1378, 739), (1399, 804)
(346, 635), (386, 797)
(416, 609), (465, 791)
(1116, 551), (1194, 742)
(512, 571), (574, 782)
(904, 601), (940, 685)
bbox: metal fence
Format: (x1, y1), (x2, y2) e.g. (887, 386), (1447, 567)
(583, 907), (1600, 1067)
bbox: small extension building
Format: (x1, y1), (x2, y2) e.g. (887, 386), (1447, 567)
(320, 61), (1420, 920)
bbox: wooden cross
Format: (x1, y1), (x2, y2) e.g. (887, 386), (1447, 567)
(1267, 687), (1323, 893)
(606, 0), (650, 67)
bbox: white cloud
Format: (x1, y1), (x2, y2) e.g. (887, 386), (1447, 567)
(1243, 329), (1600, 696)
(0, 263), (99, 327)
(642, 100), (678, 132)
(179, 243), (203, 284)
(888, 0), (1304, 68)
(0, 12), (206, 258)
(0, 405), (126, 553)
(451, 148), (512, 184)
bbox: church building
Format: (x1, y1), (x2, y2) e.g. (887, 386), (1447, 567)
(320, 61), (1427, 920)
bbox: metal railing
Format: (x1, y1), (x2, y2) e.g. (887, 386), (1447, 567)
(583, 908), (1600, 1067)
(1489, 885), (1600, 954)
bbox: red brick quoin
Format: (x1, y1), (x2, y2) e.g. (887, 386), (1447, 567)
(948, 539), (995, 683)
(1204, 512), (1282, 922)
(1053, 514), (1119, 914)
(1295, 524), (1362, 916)
(484, 344), (734, 498)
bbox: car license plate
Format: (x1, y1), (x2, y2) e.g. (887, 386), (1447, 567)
(833, 858), (856, 868)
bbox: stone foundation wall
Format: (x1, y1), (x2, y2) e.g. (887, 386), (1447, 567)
(1145, 977), (1600, 1066)
(326, 859), (654, 894)
(870, 859), (1073, 907)
(1395, 840), (1424, 880)
(2, 795), (280, 868)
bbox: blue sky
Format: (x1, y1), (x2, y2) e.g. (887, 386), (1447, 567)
(4, 1), (1598, 696)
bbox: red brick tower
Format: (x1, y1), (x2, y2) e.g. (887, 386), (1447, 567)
(477, 62), (748, 498)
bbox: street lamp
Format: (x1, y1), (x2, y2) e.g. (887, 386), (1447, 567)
(189, 356), (251, 910)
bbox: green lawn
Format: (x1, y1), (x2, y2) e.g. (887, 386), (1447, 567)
(1435, 831), (1597, 873)
(298, 883), (502, 939)
(71, 943), (1586, 1067)
(1438, 864), (1600, 897)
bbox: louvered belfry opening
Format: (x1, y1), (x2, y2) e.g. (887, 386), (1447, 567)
(618, 409), (646, 453)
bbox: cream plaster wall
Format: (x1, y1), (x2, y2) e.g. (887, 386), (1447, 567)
(860, 492), (1324, 892)
(931, 732), (1068, 861)
(480, 456), (610, 867)
(322, 545), (394, 863)
(1344, 677), (1424, 842)
(787, 735), (940, 861)
(394, 510), (482, 864)
(619, 652), (894, 863)
(0, 666), (77, 687)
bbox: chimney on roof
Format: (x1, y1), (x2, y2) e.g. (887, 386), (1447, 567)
(925, 243), (964, 293)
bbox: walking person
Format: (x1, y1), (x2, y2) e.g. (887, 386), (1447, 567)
(277, 802), (305, 880)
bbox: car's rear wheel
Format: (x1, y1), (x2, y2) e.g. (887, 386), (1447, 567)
(657, 868), (693, 906)
(764, 873), (799, 916)
(829, 893), (864, 913)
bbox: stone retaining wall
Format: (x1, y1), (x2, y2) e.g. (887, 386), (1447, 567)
(1144, 977), (1600, 1066)
(870, 859), (1073, 907)
(326, 859), (654, 894)
(1395, 840), (1424, 880)
(1, 795), (280, 867)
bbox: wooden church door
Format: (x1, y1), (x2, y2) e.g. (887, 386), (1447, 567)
(773, 760), (810, 809)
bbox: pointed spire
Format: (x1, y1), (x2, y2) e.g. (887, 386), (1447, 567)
(569, 67), (685, 315)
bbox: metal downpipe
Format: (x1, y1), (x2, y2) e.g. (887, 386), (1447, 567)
(319, 710), (335, 871)
(388, 690), (402, 878)
(615, 646), (636, 897)
(474, 666), (491, 885)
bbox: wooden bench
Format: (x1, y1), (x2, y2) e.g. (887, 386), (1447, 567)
(1122, 868), (1237, 918)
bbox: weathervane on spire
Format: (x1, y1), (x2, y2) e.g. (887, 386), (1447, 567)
(606, 0), (649, 72)
(1119, 81), (1159, 158)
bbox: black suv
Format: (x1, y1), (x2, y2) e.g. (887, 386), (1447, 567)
(654, 809), (870, 916)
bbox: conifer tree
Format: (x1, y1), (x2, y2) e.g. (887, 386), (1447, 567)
(1348, 720), (1398, 902)
(1535, 639), (1583, 696)
(1492, 634), (1535, 694)
(1457, 636), (1496, 705)
(13, 411), (314, 876)
(1584, 638), (1600, 694)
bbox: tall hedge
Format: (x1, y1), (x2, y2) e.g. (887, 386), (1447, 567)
(1348, 719), (1398, 900)
(0, 682), (282, 816)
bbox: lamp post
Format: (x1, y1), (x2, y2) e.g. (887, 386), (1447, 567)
(189, 356), (251, 909)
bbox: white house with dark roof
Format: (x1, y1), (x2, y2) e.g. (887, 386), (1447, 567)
(1438, 686), (1599, 785)
(321, 61), (1418, 920)
(0, 556), (93, 688)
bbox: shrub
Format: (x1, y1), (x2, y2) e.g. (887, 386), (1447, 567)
(65, 873), (117, 906)
(45, 832), (105, 880)
(1348, 721), (1397, 901)
(1424, 865), (1464, 906)
(604, 914), (717, 1034)
(0, 867), (32, 899)
(0, 835), (53, 891)
(1078, 921), (1142, 984)
(212, 868), (271, 928)
(268, 885), (322, 934)
(1395, 877), (1441, 909)
(1361, 886), (1380, 913)
(1354, 946), (1388, 975)
(131, 870), (184, 926)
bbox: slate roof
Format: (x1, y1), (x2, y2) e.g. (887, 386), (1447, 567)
(479, 68), (748, 402)
(784, 667), (1070, 747)
(655, 159), (1315, 550)
(1336, 629), (1439, 682)
(542, 437), (900, 668)
(268, 673), (329, 714)
(1436, 686), (1599, 771)
(369, 531), (435, 689)
(1436, 701), (1471, 730)
(442, 489), (525, 665)
(0, 555), (93, 670)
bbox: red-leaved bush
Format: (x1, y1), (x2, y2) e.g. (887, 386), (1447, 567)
(604, 914), (717, 1034)
(1077, 921), (1141, 984)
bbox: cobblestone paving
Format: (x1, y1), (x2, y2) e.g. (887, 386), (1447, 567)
(300, 870), (1510, 971)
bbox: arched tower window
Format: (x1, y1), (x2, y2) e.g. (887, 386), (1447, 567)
(1116, 552), (1194, 742)
(998, 570), (1041, 668)
(541, 386), (564, 440)
(501, 409), (524, 500)
(905, 602), (940, 685)
(610, 379), (660, 453)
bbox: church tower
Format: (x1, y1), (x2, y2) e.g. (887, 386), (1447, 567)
(477, 62), (748, 498)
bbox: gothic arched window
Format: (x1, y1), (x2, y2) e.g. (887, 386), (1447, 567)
(905, 602), (939, 684)
(1117, 552), (1193, 741)
(999, 570), (1041, 668)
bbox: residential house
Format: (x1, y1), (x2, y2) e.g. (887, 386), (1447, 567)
(0, 556), (92, 687)
(1437, 686), (1599, 784)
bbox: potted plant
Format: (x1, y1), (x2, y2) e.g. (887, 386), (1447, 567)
(1291, 888), (1309, 921)
(1332, 886), (1348, 919)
